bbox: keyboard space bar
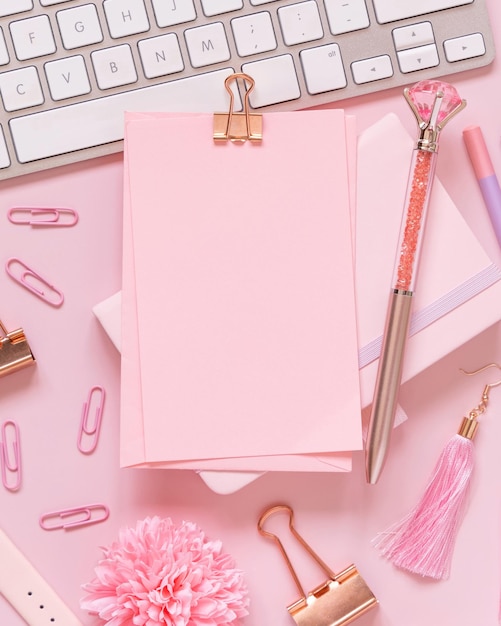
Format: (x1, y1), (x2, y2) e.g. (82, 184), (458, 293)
(10, 69), (237, 164)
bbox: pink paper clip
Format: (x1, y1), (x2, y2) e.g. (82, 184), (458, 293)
(39, 504), (110, 531)
(77, 385), (105, 454)
(0, 420), (22, 492)
(5, 257), (64, 307)
(7, 206), (79, 227)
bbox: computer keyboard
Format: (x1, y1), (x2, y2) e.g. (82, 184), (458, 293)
(0, 0), (495, 180)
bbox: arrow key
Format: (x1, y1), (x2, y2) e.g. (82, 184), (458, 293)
(396, 43), (439, 73)
(444, 33), (486, 62)
(392, 21), (434, 51)
(351, 54), (393, 84)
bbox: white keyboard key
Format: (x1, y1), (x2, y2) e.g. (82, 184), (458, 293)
(300, 43), (347, 94)
(0, 1), (33, 18)
(103, 0), (150, 39)
(0, 0), (494, 180)
(231, 12), (277, 57)
(0, 66), (44, 111)
(0, 27), (9, 65)
(151, 0), (196, 28)
(201, 0), (243, 17)
(325, 0), (370, 35)
(392, 22), (434, 51)
(278, 1), (323, 46)
(92, 44), (137, 89)
(185, 22), (230, 68)
(373, 0), (473, 24)
(397, 43), (439, 72)
(40, 0), (74, 5)
(10, 68), (238, 163)
(10, 15), (56, 61)
(45, 55), (91, 100)
(0, 124), (10, 168)
(57, 5), (104, 50)
(351, 54), (393, 84)
(242, 54), (300, 107)
(444, 32), (485, 62)
(138, 34), (184, 78)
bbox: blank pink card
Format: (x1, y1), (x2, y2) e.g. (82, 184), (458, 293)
(121, 108), (362, 468)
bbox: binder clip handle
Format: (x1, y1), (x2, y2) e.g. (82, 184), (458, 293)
(0, 317), (36, 377)
(213, 73), (262, 143)
(259, 506), (379, 625)
(258, 504), (336, 599)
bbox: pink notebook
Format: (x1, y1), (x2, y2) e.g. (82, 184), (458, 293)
(120, 108), (362, 473)
(356, 114), (501, 408)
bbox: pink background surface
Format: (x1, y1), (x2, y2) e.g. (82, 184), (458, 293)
(1, 1), (501, 624)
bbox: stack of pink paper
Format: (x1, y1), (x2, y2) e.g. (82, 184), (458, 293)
(120, 108), (364, 475)
(94, 109), (501, 492)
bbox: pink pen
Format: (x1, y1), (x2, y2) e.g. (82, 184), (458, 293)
(365, 80), (466, 484)
(463, 125), (501, 248)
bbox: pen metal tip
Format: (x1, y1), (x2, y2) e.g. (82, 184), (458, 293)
(365, 451), (384, 485)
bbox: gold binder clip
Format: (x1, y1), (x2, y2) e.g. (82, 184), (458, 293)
(0, 319), (35, 378)
(258, 505), (378, 626)
(213, 73), (262, 142)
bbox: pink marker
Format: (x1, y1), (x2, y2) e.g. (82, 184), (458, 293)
(463, 125), (501, 247)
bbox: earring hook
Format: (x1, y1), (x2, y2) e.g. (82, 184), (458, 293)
(459, 363), (501, 419)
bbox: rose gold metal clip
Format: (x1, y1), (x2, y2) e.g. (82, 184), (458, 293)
(39, 504), (109, 531)
(258, 505), (378, 626)
(7, 207), (79, 227)
(213, 73), (262, 142)
(1, 420), (22, 492)
(0, 319), (35, 377)
(77, 385), (105, 454)
(6, 258), (64, 307)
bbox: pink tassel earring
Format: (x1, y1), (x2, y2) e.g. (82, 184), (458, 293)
(373, 363), (501, 580)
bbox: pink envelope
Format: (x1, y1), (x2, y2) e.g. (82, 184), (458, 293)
(121, 108), (362, 473)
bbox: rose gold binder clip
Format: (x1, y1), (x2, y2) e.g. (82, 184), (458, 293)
(7, 206), (79, 227)
(0, 319), (35, 377)
(258, 505), (378, 626)
(39, 504), (110, 531)
(213, 73), (262, 142)
(6, 257), (64, 307)
(1, 420), (22, 492)
(77, 385), (105, 454)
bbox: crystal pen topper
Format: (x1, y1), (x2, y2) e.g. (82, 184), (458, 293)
(365, 80), (466, 485)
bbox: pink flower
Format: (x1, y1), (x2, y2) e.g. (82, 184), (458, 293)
(81, 516), (250, 626)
